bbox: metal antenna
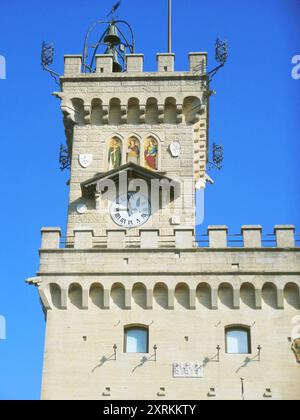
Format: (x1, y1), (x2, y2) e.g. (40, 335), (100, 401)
(168, 0), (172, 53)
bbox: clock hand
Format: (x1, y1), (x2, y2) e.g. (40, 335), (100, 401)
(127, 194), (134, 216)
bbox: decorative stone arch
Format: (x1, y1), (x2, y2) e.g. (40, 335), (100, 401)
(132, 282), (147, 309)
(218, 282), (234, 309)
(91, 98), (103, 125)
(196, 282), (212, 309)
(142, 133), (162, 171)
(71, 98), (85, 125)
(240, 282), (256, 310)
(145, 97), (159, 124)
(127, 97), (140, 124)
(111, 282), (126, 310)
(89, 282), (105, 309)
(105, 132), (124, 144)
(109, 97), (122, 125)
(68, 283), (83, 310)
(183, 96), (202, 124)
(262, 282), (278, 309)
(284, 282), (300, 310)
(153, 282), (169, 310)
(126, 132), (142, 141)
(49, 283), (62, 310)
(175, 282), (190, 309)
(164, 97), (177, 124)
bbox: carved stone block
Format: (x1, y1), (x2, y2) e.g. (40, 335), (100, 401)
(172, 362), (204, 378)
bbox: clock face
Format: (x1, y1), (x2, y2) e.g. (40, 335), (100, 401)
(110, 192), (151, 228)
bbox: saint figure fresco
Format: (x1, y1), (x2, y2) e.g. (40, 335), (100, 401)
(144, 138), (158, 170)
(127, 138), (140, 164)
(108, 138), (122, 170)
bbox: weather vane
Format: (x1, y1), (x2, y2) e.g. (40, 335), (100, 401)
(107, 1), (122, 18)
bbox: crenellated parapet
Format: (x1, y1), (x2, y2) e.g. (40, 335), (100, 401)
(35, 224), (300, 314)
(63, 52), (207, 77)
(40, 225), (298, 250)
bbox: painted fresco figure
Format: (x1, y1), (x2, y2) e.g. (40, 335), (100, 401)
(127, 139), (140, 164)
(108, 139), (122, 170)
(144, 138), (158, 170)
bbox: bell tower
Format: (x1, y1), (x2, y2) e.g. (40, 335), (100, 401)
(36, 14), (211, 399)
(59, 19), (209, 243)
(28, 7), (300, 402)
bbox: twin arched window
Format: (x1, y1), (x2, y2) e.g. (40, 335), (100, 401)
(225, 326), (251, 354)
(124, 326), (149, 353)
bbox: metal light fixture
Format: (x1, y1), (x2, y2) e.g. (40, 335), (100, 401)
(216, 345), (221, 362)
(153, 344), (158, 362)
(257, 345), (262, 362)
(113, 344), (117, 360)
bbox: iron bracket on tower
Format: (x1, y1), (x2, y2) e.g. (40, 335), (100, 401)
(41, 41), (61, 86)
(59, 144), (71, 171)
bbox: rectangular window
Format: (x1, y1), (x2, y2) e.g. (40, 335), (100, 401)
(226, 328), (251, 354)
(124, 327), (149, 353)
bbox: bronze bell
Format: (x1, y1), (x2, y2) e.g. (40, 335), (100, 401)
(105, 46), (123, 73)
(104, 23), (121, 46)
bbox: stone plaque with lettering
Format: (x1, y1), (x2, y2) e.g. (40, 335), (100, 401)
(172, 362), (204, 378)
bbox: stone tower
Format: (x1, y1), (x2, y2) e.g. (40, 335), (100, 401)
(28, 23), (300, 401)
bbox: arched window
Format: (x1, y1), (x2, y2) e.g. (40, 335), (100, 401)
(225, 326), (251, 354)
(124, 326), (149, 353)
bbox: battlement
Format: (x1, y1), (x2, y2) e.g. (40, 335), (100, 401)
(63, 52), (207, 78)
(40, 225), (298, 250)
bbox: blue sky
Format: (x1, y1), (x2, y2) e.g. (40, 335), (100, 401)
(0, 0), (299, 400)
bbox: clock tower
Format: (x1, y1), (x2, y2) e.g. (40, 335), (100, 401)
(28, 15), (300, 401)
(60, 54), (208, 241)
